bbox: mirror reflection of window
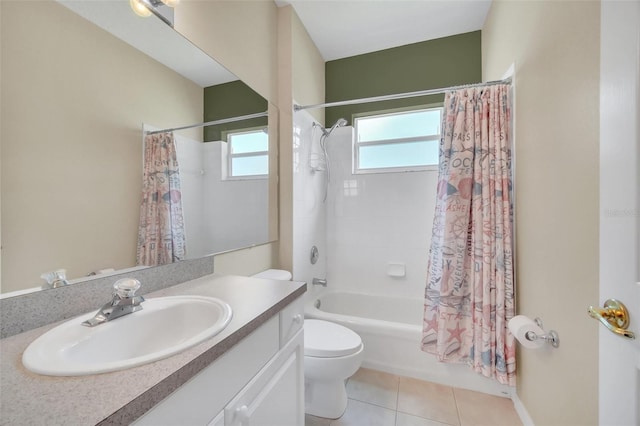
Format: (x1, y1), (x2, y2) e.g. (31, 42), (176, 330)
(226, 128), (269, 178)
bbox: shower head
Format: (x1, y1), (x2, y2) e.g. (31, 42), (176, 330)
(322, 118), (348, 136)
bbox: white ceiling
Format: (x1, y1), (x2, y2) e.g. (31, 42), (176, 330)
(275, 0), (492, 61)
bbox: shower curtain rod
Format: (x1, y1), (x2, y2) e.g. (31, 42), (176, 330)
(293, 78), (512, 112)
(146, 111), (269, 135)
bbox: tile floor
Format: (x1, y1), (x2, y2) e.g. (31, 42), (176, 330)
(305, 368), (523, 426)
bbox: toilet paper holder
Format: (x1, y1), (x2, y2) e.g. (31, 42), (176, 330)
(525, 318), (560, 348)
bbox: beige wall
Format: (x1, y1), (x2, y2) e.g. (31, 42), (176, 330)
(0, 0), (203, 293)
(212, 243), (278, 276)
(291, 10), (325, 125)
(276, 5), (326, 272)
(174, 0), (278, 105)
(0, 0), (3, 289)
(482, 1), (600, 424)
(277, 5), (295, 274)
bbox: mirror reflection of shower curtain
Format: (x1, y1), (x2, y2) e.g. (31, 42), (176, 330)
(136, 131), (186, 266)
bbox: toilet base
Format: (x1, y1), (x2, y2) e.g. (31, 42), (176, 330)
(304, 378), (348, 419)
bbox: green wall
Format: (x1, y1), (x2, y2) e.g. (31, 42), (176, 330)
(203, 80), (268, 142)
(325, 31), (481, 126)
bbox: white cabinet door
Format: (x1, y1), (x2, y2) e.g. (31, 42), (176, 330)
(279, 296), (304, 348)
(225, 330), (304, 426)
(208, 412), (224, 426)
(134, 317), (279, 426)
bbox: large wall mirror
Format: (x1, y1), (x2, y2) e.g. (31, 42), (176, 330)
(0, 0), (278, 295)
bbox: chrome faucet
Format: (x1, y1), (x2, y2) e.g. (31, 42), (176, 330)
(312, 278), (327, 287)
(82, 278), (145, 327)
(40, 269), (70, 290)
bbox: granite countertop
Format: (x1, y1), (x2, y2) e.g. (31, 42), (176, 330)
(0, 274), (306, 425)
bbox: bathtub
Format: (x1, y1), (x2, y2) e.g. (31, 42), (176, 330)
(305, 291), (511, 397)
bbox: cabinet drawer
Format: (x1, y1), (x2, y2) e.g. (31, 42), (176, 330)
(279, 296), (304, 347)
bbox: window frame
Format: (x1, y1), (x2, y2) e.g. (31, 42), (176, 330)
(224, 126), (269, 180)
(353, 105), (442, 174)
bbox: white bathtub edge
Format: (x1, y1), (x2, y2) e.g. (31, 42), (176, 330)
(306, 291), (513, 398)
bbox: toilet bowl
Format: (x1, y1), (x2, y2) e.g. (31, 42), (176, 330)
(251, 270), (364, 419)
(303, 319), (364, 418)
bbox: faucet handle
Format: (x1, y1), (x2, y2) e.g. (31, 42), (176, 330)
(312, 278), (327, 287)
(113, 278), (141, 298)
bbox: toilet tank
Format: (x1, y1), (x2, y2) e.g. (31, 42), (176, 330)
(251, 269), (292, 281)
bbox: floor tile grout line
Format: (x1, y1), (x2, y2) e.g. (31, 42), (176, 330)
(346, 371), (401, 412)
(452, 387), (462, 426)
(394, 376), (400, 426)
(346, 396), (396, 412)
(395, 407), (457, 425)
(343, 398), (399, 426)
(397, 375), (461, 426)
(317, 368), (520, 426)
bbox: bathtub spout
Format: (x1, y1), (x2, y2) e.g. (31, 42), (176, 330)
(312, 278), (327, 287)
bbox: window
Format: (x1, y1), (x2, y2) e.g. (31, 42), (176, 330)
(354, 107), (442, 173)
(227, 128), (269, 178)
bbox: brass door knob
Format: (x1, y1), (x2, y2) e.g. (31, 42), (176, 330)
(588, 299), (635, 339)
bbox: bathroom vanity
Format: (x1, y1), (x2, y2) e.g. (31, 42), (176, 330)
(0, 274), (306, 425)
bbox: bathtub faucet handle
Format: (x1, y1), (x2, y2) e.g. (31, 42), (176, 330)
(312, 278), (327, 287)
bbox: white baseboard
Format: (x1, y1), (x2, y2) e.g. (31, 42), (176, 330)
(511, 391), (535, 426)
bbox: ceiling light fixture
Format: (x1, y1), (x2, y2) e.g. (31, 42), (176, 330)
(160, 0), (180, 7)
(129, 0), (179, 19)
(130, 0), (152, 17)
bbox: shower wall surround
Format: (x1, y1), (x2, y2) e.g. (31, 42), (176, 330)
(175, 136), (207, 258)
(175, 137), (269, 258)
(291, 111), (439, 300)
(325, 128), (439, 299)
(200, 143), (269, 253)
(0, 256), (213, 339)
(292, 110), (327, 293)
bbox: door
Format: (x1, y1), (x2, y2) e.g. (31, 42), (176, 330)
(598, 1), (640, 425)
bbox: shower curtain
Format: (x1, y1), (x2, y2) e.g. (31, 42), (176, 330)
(136, 131), (186, 266)
(421, 84), (516, 386)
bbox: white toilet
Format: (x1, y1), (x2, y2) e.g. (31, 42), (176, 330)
(303, 318), (364, 418)
(251, 269), (294, 281)
(251, 269), (364, 419)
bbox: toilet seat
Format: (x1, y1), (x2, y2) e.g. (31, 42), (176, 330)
(251, 269), (293, 280)
(304, 319), (362, 358)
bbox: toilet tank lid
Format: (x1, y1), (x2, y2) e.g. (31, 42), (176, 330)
(251, 269), (292, 280)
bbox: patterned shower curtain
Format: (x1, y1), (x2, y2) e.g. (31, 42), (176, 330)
(136, 131), (186, 266)
(421, 84), (516, 386)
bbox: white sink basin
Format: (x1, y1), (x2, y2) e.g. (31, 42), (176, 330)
(22, 295), (232, 376)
